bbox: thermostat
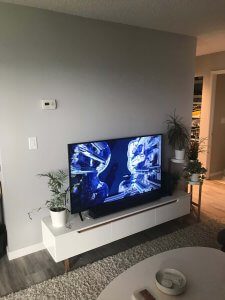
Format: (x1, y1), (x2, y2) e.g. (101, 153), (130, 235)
(41, 99), (57, 110)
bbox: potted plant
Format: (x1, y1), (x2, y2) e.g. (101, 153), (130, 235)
(184, 160), (207, 182)
(166, 111), (189, 160)
(39, 170), (69, 228)
(186, 138), (207, 162)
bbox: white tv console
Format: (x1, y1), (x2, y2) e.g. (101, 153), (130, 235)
(42, 190), (190, 271)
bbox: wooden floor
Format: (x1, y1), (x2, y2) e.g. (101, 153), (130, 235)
(0, 180), (224, 297)
(192, 179), (225, 220)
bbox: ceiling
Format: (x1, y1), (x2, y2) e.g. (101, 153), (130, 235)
(1, 0), (225, 56)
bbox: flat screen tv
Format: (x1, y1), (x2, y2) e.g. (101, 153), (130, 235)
(68, 134), (162, 216)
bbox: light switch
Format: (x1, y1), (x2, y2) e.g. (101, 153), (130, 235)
(28, 137), (38, 150)
(221, 117), (225, 124)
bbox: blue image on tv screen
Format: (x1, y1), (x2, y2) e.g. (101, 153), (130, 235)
(68, 135), (162, 213)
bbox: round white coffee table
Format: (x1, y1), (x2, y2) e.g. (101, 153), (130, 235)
(97, 247), (225, 300)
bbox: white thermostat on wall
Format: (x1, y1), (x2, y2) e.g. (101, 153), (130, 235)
(41, 99), (57, 110)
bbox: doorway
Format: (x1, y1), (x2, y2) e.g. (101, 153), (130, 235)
(191, 72), (225, 219)
(206, 71), (225, 181)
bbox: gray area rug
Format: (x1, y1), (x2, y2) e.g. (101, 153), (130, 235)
(1, 215), (224, 300)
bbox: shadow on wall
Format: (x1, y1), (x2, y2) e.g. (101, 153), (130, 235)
(0, 181), (7, 259)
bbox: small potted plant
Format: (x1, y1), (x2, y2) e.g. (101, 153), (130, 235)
(184, 160), (207, 182)
(186, 138), (207, 162)
(166, 111), (189, 160)
(33, 170), (69, 228)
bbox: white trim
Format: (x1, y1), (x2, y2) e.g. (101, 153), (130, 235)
(211, 69), (225, 75)
(209, 170), (224, 179)
(7, 242), (44, 260)
(206, 69), (225, 178)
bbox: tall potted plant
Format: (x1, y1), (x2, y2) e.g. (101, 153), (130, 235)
(186, 138), (207, 162)
(39, 170), (69, 228)
(166, 112), (189, 160)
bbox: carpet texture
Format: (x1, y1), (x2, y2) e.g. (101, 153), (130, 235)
(1, 215), (224, 300)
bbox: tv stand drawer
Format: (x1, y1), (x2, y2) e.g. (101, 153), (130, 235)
(111, 209), (156, 241)
(156, 194), (190, 225)
(55, 223), (112, 261)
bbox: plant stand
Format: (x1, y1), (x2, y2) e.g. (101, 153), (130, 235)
(189, 180), (203, 222)
(168, 158), (187, 192)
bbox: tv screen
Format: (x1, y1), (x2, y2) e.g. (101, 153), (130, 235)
(68, 134), (162, 214)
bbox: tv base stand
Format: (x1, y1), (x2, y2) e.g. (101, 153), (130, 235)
(78, 211), (84, 222)
(42, 190), (190, 271)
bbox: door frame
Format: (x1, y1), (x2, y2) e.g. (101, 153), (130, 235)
(206, 69), (225, 178)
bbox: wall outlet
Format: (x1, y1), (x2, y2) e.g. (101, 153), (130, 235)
(28, 137), (38, 150)
(41, 99), (57, 110)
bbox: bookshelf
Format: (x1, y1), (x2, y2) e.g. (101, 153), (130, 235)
(191, 76), (203, 141)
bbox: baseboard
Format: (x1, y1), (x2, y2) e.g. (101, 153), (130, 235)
(209, 170), (224, 179)
(7, 242), (45, 260)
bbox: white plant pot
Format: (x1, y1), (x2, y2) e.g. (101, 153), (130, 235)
(191, 173), (199, 182)
(50, 209), (67, 228)
(175, 149), (185, 160)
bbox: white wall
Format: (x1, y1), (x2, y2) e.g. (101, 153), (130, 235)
(0, 3), (196, 255)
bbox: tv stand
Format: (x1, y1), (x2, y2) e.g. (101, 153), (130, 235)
(42, 190), (190, 271)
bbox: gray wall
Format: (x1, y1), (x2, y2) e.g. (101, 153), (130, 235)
(0, 3), (196, 253)
(210, 74), (225, 173)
